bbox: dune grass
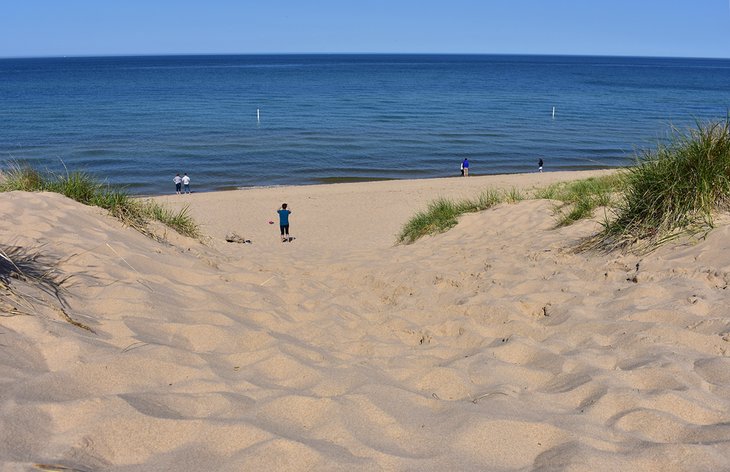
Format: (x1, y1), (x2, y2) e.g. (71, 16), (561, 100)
(399, 120), (730, 249)
(534, 174), (625, 227)
(0, 166), (199, 332)
(0, 164), (200, 239)
(397, 177), (623, 245)
(140, 201), (199, 238)
(397, 189), (504, 244)
(594, 120), (730, 250)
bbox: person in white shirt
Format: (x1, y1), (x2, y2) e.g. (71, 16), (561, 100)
(173, 173), (182, 194)
(182, 173), (191, 194)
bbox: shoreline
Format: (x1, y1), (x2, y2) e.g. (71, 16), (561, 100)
(151, 168), (617, 255)
(146, 168), (618, 197)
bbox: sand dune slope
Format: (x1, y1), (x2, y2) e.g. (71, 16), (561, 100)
(1, 187), (730, 471)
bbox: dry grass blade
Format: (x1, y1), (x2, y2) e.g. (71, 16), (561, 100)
(0, 245), (95, 333)
(35, 464), (92, 472)
(121, 341), (149, 353)
(470, 391), (510, 404)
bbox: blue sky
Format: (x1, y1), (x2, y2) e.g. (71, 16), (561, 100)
(2, 0), (730, 58)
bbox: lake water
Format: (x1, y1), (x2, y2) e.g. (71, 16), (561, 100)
(2, 54), (730, 195)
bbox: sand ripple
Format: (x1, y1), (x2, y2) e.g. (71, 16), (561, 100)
(2, 186), (730, 470)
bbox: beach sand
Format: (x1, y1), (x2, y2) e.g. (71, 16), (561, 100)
(1, 170), (729, 471)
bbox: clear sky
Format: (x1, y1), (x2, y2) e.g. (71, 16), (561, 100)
(2, 0), (730, 59)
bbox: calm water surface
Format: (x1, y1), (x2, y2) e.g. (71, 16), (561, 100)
(2, 54), (730, 195)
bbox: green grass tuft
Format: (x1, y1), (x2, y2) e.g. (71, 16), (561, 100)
(534, 174), (624, 227)
(140, 201), (201, 239)
(0, 163), (200, 240)
(397, 190), (503, 244)
(0, 164), (46, 192)
(504, 187), (525, 203)
(398, 198), (462, 244)
(596, 120), (730, 250)
(397, 174), (627, 245)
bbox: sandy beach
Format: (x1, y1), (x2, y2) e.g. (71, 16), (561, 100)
(2, 170), (730, 471)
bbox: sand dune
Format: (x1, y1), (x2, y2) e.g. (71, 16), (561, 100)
(1, 171), (729, 471)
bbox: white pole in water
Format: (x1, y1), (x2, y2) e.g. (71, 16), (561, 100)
(552, 107), (555, 119)
(257, 108), (260, 124)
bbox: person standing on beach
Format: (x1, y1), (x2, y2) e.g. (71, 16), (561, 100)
(173, 173), (182, 194)
(461, 158), (469, 177)
(182, 173), (191, 193)
(538, 158), (544, 173)
(277, 203), (292, 242)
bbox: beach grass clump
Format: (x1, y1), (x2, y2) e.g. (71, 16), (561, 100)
(469, 189), (503, 211)
(0, 164), (200, 240)
(397, 174), (627, 244)
(140, 201), (200, 239)
(397, 189), (502, 244)
(397, 199), (463, 244)
(0, 164), (104, 202)
(596, 120), (730, 250)
(48, 170), (102, 204)
(534, 174), (624, 226)
(504, 187), (525, 203)
(0, 164), (45, 192)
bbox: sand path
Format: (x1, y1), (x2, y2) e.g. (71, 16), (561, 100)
(1, 171), (729, 471)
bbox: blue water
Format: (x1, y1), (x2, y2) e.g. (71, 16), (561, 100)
(2, 54), (730, 195)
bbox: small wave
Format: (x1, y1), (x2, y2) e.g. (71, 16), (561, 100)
(313, 176), (399, 184)
(76, 149), (112, 157)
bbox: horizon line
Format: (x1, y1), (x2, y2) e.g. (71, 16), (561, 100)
(2, 51), (730, 61)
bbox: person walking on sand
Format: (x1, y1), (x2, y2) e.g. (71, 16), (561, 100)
(461, 158), (469, 177)
(182, 173), (191, 193)
(277, 203), (292, 242)
(173, 173), (182, 194)
(538, 158), (544, 173)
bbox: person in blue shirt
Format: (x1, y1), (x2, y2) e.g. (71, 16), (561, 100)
(277, 203), (292, 242)
(461, 158), (469, 177)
